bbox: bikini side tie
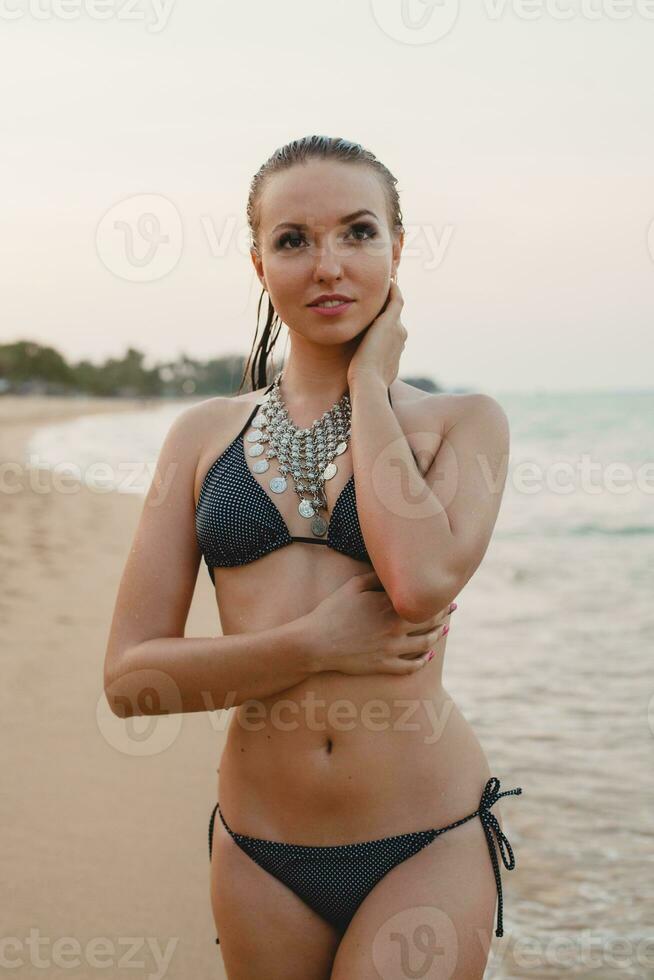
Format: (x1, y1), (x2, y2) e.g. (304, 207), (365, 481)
(475, 776), (523, 938)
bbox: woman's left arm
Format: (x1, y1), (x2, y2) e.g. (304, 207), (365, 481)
(348, 375), (510, 623)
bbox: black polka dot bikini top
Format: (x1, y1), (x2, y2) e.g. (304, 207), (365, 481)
(195, 381), (401, 584)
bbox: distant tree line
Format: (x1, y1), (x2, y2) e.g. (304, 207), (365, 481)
(0, 340), (445, 398)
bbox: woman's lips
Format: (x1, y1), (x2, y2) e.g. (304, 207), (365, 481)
(307, 301), (354, 317)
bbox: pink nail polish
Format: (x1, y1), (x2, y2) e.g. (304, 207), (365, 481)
(427, 650), (434, 661)
(449, 602), (457, 612)
(442, 625), (449, 635)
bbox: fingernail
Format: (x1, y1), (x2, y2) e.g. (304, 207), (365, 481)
(449, 602), (457, 612)
(442, 625), (450, 635)
(427, 650), (435, 661)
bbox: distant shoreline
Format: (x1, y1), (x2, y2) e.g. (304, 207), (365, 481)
(0, 395), (165, 466)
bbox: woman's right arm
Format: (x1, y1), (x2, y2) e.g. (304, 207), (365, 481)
(105, 619), (319, 718)
(103, 398), (320, 718)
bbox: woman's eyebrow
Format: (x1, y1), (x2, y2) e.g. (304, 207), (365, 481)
(271, 209), (379, 234)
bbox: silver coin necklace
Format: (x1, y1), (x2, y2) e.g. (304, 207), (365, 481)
(244, 370), (352, 537)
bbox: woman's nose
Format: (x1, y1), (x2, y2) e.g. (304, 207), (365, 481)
(312, 248), (344, 281)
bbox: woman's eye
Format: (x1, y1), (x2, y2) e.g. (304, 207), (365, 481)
(276, 223), (378, 250)
(277, 231), (305, 249)
(349, 222), (378, 242)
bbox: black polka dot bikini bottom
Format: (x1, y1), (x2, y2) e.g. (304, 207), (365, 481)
(208, 775), (522, 946)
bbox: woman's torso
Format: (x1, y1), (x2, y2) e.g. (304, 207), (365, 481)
(193, 380), (491, 843)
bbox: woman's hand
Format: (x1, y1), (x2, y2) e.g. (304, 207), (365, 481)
(303, 570), (456, 676)
(347, 280), (407, 389)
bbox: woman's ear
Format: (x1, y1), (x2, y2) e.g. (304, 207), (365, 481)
(250, 247), (265, 288)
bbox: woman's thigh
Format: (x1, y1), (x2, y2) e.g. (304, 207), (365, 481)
(210, 812), (341, 980)
(329, 814), (499, 980)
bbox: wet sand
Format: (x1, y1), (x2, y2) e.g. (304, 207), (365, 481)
(1, 396), (227, 979)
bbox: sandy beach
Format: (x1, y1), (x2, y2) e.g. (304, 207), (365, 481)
(1, 396), (228, 979)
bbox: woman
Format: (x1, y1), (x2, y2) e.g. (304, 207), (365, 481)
(104, 135), (522, 979)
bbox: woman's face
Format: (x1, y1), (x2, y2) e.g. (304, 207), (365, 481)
(251, 159), (403, 345)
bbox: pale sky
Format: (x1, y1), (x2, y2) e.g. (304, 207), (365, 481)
(1, 0), (653, 395)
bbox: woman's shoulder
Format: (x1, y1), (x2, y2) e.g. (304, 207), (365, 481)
(180, 385), (268, 428)
(392, 379), (504, 438)
(392, 378), (457, 427)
